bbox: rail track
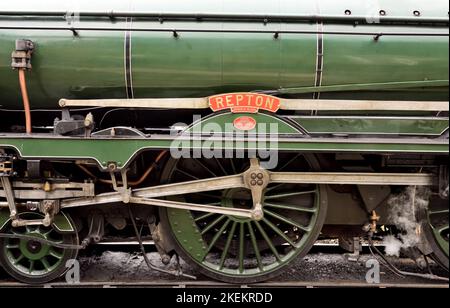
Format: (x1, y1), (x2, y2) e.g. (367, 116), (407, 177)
(0, 244), (448, 288)
(0, 279), (447, 289)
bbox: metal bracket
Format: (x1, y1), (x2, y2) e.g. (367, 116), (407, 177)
(110, 169), (132, 204)
(0, 176), (18, 220)
(344, 237), (362, 262)
(54, 109), (94, 136)
(0, 155), (14, 177)
(81, 214), (105, 246)
(11, 39), (34, 70)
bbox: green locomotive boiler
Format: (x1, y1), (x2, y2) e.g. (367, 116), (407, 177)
(0, 0), (448, 284)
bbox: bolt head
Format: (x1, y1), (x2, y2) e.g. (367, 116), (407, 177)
(252, 210), (264, 221)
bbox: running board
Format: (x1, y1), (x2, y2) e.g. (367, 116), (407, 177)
(59, 98), (449, 112)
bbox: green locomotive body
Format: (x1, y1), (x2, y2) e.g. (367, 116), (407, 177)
(0, 0), (448, 284)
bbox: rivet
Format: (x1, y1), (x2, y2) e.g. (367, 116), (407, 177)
(413, 10), (421, 17)
(257, 173), (264, 179)
(379, 10), (386, 16)
(251, 173), (257, 179)
(257, 180), (264, 186)
(251, 180), (257, 186)
(345, 10), (352, 15)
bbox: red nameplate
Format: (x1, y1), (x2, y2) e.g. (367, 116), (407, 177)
(209, 93), (281, 114)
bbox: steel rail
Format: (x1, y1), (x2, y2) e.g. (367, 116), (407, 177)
(0, 26), (447, 37)
(0, 280), (447, 289)
(0, 11), (448, 24)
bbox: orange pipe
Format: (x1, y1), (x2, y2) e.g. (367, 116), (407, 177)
(18, 69), (32, 134)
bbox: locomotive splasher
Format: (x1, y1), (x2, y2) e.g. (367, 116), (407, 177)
(0, 0), (448, 284)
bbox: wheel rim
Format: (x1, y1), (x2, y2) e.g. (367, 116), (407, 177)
(161, 155), (327, 281)
(427, 197), (449, 267)
(0, 213), (78, 283)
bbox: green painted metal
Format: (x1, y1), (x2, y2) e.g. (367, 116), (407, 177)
(292, 117), (449, 135)
(0, 210), (76, 233)
(167, 208), (208, 263)
(432, 225), (449, 257)
(0, 210), (9, 231)
(187, 113), (301, 135)
(0, 0), (448, 109)
(0, 135), (448, 171)
(429, 208), (449, 258)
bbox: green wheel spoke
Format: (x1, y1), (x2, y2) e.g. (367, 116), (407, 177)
(265, 190), (317, 200)
(41, 257), (51, 272)
(205, 219), (231, 255)
(28, 260), (35, 274)
(229, 159), (237, 174)
(429, 209), (450, 215)
(265, 209), (311, 233)
(278, 153), (301, 172)
(13, 254), (25, 265)
(266, 183), (286, 193)
(175, 168), (200, 181)
(264, 202), (317, 213)
(219, 222), (237, 270)
(247, 222), (263, 271)
(201, 215), (227, 235)
(194, 158), (218, 177)
(238, 223), (245, 273)
(43, 229), (53, 237)
(262, 218), (296, 247)
(214, 158), (228, 176)
(48, 249), (64, 260)
(194, 212), (217, 222)
(254, 221), (281, 262)
(5, 244), (20, 249)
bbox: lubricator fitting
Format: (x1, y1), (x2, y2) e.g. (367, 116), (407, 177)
(11, 39), (35, 70)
